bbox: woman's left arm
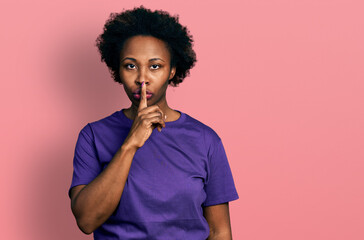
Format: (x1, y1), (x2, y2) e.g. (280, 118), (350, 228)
(203, 202), (233, 240)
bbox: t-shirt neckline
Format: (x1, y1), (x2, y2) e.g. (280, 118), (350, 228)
(119, 108), (186, 126)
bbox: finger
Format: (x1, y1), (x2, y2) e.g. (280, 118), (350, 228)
(155, 108), (166, 131)
(144, 117), (166, 129)
(156, 104), (166, 122)
(145, 115), (166, 126)
(155, 121), (165, 132)
(138, 81), (147, 111)
(138, 104), (164, 117)
(140, 111), (163, 120)
(157, 120), (166, 132)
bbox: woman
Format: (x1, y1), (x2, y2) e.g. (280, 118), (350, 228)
(69, 6), (239, 239)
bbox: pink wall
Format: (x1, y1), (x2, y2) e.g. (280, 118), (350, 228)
(1, 0), (363, 239)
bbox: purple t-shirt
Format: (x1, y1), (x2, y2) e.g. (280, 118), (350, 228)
(70, 109), (239, 239)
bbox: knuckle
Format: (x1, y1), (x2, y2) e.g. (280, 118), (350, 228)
(143, 119), (151, 126)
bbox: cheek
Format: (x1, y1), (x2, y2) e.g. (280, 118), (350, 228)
(119, 68), (127, 77)
(119, 70), (135, 83)
(122, 84), (130, 94)
(153, 69), (172, 81)
(119, 73), (133, 89)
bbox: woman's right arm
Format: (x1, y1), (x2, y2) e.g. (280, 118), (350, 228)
(70, 143), (137, 234)
(70, 82), (165, 234)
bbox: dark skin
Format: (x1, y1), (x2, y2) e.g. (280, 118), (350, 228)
(70, 35), (233, 239)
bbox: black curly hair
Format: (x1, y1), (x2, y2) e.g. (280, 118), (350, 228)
(96, 6), (197, 87)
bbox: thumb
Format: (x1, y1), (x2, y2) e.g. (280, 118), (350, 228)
(138, 81), (147, 110)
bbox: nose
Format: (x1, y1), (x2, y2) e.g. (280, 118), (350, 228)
(135, 67), (149, 86)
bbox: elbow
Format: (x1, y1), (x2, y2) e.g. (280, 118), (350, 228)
(73, 209), (98, 235)
(71, 202), (98, 234)
(71, 195), (106, 235)
(76, 217), (97, 235)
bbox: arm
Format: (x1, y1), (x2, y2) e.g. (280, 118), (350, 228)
(203, 203), (233, 240)
(70, 81), (165, 234)
(70, 143), (137, 234)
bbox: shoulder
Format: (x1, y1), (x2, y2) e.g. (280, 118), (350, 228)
(79, 110), (123, 136)
(90, 110), (122, 127)
(182, 112), (222, 147)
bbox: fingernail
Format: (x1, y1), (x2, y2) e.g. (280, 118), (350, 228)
(141, 81), (144, 87)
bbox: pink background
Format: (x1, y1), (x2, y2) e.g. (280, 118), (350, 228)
(1, 0), (363, 239)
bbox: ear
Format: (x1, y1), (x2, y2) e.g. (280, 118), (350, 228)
(168, 66), (176, 80)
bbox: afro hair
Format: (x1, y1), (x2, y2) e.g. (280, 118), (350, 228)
(96, 6), (197, 86)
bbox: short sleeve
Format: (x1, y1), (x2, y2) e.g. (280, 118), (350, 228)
(68, 123), (101, 197)
(203, 137), (239, 207)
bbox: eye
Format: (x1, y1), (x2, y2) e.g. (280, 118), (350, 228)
(150, 64), (160, 70)
(125, 64), (136, 70)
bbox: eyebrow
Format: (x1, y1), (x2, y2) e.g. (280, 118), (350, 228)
(120, 57), (165, 62)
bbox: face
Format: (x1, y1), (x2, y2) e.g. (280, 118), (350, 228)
(119, 35), (176, 108)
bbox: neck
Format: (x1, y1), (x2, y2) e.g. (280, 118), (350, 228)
(130, 100), (170, 117)
(124, 98), (179, 122)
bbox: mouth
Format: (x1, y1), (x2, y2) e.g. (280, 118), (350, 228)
(132, 89), (153, 100)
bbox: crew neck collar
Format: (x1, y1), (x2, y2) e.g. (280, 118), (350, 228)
(119, 108), (185, 126)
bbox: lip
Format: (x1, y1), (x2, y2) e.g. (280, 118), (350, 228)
(133, 89), (152, 95)
(132, 89), (153, 100)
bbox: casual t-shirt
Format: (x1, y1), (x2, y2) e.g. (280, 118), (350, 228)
(69, 109), (239, 240)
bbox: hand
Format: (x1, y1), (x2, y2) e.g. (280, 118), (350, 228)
(123, 81), (166, 149)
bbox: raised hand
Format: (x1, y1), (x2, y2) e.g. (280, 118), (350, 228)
(123, 81), (166, 149)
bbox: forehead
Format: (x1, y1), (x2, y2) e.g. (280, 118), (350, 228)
(120, 35), (171, 60)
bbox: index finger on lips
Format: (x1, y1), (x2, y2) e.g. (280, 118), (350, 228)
(138, 81), (147, 111)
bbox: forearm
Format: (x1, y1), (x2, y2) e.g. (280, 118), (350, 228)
(207, 231), (232, 240)
(71, 143), (137, 234)
(204, 203), (233, 240)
